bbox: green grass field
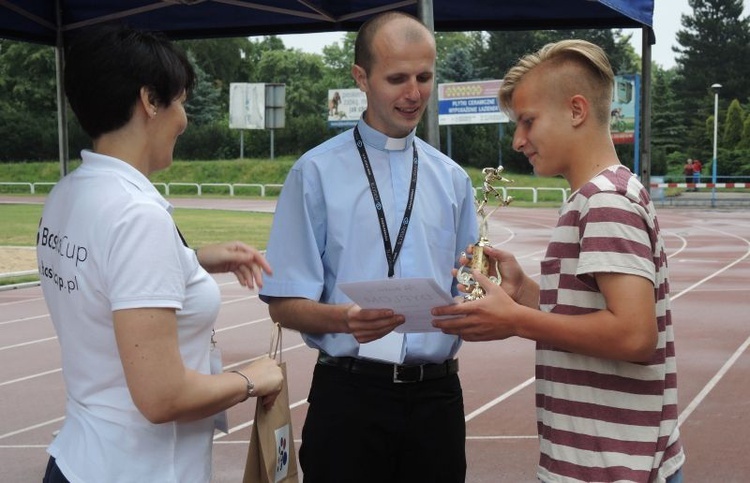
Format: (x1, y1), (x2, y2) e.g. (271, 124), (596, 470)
(0, 205), (273, 286)
(1, 204), (42, 246)
(0, 204), (273, 249)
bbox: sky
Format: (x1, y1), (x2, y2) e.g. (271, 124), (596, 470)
(276, 0), (748, 70)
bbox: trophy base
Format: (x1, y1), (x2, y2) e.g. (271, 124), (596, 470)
(456, 239), (500, 301)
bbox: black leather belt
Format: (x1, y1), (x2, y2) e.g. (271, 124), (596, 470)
(317, 352), (458, 383)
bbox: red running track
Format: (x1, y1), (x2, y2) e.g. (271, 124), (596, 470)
(1, 201), (749, 482)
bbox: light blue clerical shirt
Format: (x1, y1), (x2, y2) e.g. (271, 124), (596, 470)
(259, 116), (478, 364)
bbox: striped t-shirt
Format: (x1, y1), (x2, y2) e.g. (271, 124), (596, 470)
(536, 165), (684, 482)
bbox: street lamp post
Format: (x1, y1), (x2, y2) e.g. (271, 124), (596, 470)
(711, 83), (722, 208)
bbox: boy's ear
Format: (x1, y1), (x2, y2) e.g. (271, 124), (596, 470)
(570, 94), (588, 127)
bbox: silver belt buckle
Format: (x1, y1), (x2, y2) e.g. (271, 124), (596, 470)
(392, 364), (423, 383)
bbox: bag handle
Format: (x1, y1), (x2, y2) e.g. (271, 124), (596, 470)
(269, 322), (282, 363)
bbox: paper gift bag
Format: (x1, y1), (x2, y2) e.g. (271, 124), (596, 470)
(243, 325), (298, 483)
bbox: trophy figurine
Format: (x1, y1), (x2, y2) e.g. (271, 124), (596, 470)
(457, 166), (513, 301)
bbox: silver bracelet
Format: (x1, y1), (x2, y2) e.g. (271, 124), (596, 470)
(230, 370), (254, 401)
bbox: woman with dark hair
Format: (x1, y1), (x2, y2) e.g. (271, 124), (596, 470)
(37, 24), (283, 483)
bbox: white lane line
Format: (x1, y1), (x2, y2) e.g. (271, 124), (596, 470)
(0, 336), (57, 352)
(0, 368), (61, 387)
(671, 226), (750, 302)
(0, 417), (65, 441)
(465, 377), (534, 423)
(0, 313), (48, 326)
(678, 335), (750, 427)
(0, 296), (46, 307)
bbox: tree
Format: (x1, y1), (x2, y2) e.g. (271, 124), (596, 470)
(650, 66), (683, 151)
(321, 32), (356, 88)
(177, 37), (256, 110)
(0, 40), (57, 113)
(437, 46), (477, 83)
(739, 116), (750, 149)
(184, 51), (222, 126)
(651, 65), (686, 173)
(722, 98), (744, 149)
(256, 49), (328, 117)
(246, 35), (285, 83)
(476, 30), (539, 81)
(435, 32), (479, 82)
(705, 115), (715, 158)
(250, 49), (331, 155)
(0, 40), (58, 160)
(672, 0), (750, 154)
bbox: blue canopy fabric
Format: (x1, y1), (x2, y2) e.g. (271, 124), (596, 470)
(2, 1), (653, 45)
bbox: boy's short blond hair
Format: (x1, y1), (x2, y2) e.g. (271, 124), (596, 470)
(499, 39), (615, 125)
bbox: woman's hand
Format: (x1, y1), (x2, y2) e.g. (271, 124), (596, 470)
(236, 356), (284, 409)
(195, 241), (272, 289)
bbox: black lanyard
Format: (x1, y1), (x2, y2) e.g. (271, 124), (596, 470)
(354, 126), (418, 278)
(176, 225), (189, 247)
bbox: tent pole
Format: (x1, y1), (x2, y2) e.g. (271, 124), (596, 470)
(640, 27), (653, 194)
(417, 0), (440, 150)
(55, 0), (69, 177)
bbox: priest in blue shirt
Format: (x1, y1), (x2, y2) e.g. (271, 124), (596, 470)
(260, 11), (478, 483)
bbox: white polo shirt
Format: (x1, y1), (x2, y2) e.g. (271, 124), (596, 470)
(37, 150), (221, 482)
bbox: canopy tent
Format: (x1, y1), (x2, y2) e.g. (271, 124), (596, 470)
(2, 1), (653, 44)
(0, 0), (654, 185)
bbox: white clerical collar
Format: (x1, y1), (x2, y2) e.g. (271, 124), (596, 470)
(356, 115), (416, 152)
(384, 136), (408, 150)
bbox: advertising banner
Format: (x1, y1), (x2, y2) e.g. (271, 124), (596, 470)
(438, 80), (508, 126)
(610, 75), (638, 145)
(327, 89), (367, 128)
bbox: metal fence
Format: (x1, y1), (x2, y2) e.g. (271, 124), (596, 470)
(0, 182), (569, 203)
(0, 182), (285, 197)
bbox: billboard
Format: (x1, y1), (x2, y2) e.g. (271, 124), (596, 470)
(438, 80), (509, 125)
(327, 88), (367, 128)
(230, 83), (286, 130)
(265, 83), (286, 129)
(229, 83), (265, 130)
(610, 75), (638, 145)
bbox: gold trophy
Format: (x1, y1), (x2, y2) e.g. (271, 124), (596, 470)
(457, 166), (513, 301)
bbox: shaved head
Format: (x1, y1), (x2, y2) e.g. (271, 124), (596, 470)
(499, 39), (614, 125)
(354, 11), (433, 74)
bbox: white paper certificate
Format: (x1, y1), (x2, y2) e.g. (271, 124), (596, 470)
(338, 278), (457, 333)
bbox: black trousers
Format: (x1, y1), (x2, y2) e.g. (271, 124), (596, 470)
(42, 457), (69, 483)
(299, 362), (466, 483)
